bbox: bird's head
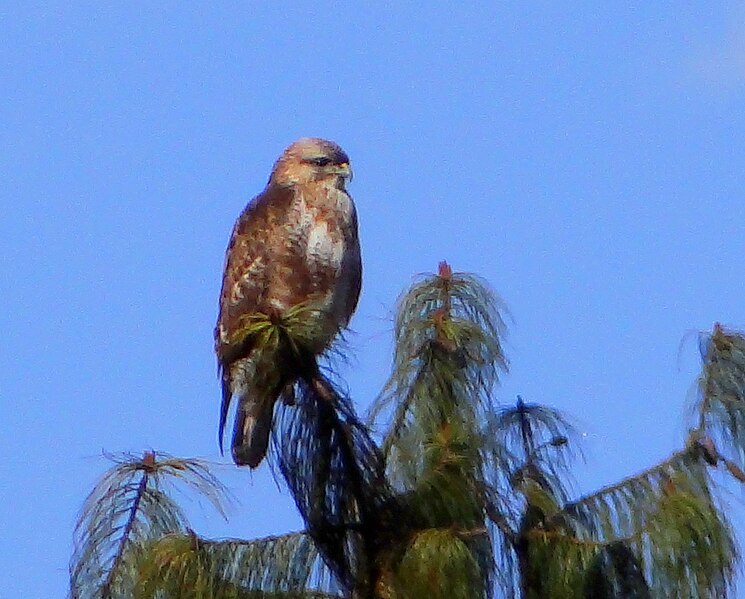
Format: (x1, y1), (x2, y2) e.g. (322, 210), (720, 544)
(270, 137), (352, 188)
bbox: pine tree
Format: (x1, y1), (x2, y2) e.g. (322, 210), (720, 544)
(70, 264), (745, 598)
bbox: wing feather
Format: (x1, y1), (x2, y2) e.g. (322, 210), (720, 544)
(215, 185), (295, 363)
(215, 184), (295, 449)
(342, 204), (362, 324)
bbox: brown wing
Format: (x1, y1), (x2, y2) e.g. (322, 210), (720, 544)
(341, 204), (362, 326)
(215, 184), (295, 445)
(214, 185), (295, 363)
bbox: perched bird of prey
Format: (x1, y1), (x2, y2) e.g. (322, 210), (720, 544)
(215, 138), (362, 467)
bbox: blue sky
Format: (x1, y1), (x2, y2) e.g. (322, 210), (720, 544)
(2, 4), (745, 597)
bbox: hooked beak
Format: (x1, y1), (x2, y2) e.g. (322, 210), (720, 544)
(336, 162), (353, 182)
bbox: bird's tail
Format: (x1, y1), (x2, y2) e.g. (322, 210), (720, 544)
(231, 387), (280, 468)
(221, 342), (315, 468)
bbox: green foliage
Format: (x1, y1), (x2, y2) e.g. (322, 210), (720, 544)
(392, 529), (484, 599)
(135, 534), (232, 599)
(365, 263), (509, 597)
(697, 324), (745, 465)
(135, 532), (339, 599)
(227, 300), (340, 357)
(523, 457), (736, 598)
(71, 267), (745, 598)
(70, 452), (228, 599)
(371, 266), (507, 482)
(583, 543), (650, 599)
(271, 378), (395, 597)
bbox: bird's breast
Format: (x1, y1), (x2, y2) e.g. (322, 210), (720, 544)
(296, 188), (356, 273)
(306, 219), (345, 270)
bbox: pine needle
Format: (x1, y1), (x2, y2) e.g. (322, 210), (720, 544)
(70, 452), (229, 599)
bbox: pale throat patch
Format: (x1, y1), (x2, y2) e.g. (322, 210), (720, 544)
(298, 189), (352, 271)
(306, 220), (344, 269)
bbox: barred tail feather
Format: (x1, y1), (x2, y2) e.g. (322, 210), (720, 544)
(232, 392), (277, 468)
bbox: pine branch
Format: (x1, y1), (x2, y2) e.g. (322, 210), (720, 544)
(101, 467), (149, 599)
(70, 269), (745, 599)
(564, 448), (693, 517)
(524, 446), (738, 597)
(480, 398), (580, 535)
(136, 530), (344, 598)
(370, 264), (507, 490)
(69, 452), (229, 599)
(582, 542), (651, 599)
(695, 324), (745, 467)
(366, 263), (510, 598)
(271, 373), (398, 598)
(388, 528), (486, 599)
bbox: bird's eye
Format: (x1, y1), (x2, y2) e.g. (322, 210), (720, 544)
(309, 156), (332, 167)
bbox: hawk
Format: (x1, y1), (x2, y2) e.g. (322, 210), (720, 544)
(215, 138), (362, 467)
